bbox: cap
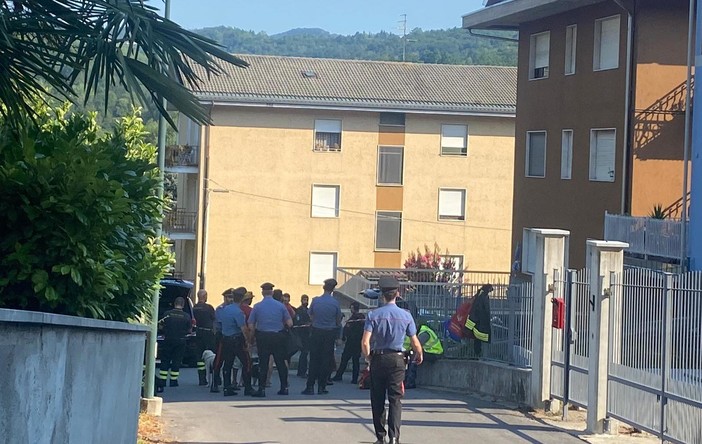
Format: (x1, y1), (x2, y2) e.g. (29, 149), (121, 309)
(243, 291), (254, 300)
(222, 288), (236, 298)
(378, 276), (400, 290)
(323, 278), (338, 287)
(260, 282), (275, 290)
(232, 286), (247, 297)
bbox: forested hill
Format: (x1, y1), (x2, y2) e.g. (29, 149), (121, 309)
(193, 26), (518, 66)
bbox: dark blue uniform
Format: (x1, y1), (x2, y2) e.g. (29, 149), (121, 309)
(304, 292), (341, 394)
(249, 292), (292, 396)
(158, 308), (192, 390)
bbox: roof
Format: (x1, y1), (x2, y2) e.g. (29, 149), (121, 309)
(186, 54), (517, 116)
(462, 0), (605, 30)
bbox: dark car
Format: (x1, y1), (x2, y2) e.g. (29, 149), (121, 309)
(157, 278), (198, 367)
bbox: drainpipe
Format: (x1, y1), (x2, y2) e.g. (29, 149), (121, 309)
(682, 0), (696, 269)
(613, 0), (635, 215)
(198, 103), (214, 290)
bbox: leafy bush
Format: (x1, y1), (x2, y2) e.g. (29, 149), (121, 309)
(0, 105), (173, 321)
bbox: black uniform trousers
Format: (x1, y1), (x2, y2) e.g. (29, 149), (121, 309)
(220, 335), (252, 389)
(295, 326), (311, 377)
(306, 327), (337, 389)
(255, 331), (288, 389)
(195, 328), (216, 371)
(159, 339), (186, 385)
(370, 352), (406, 442)
(335, 341), (362, 383)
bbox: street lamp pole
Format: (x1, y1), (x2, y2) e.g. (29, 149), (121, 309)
(144, 0), (171, 401)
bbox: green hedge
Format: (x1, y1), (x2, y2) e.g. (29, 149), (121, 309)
(0, 105), (173, 321)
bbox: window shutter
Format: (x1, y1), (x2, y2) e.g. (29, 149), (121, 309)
(598, 17), (620, 69)
(315, 119), (341, 133)
(565, 26), (577, 75)
(534, 33), (550, 69)
(312, 185), (339, 217)
(309, 253), (337, 285)
(441, 125), (467, 155)
(439, 189), (465, 219)
(594, 131), (616, 181)
(376, 212), (402, 250)
(561, 130), (573, 179)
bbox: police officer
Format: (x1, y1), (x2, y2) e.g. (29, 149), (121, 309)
(361, 276), (423, 444)
(211, 288), (233, 393)
(193, 289), (216, 386)
(302, 278), (342, 395)
(247, 282), (293, 397)
(217, 287), (254, 396)
(332, 301), (365, 384)
(157, 296), (192, 393)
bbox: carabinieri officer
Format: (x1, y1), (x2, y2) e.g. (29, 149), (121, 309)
(361, 276), (423, 444)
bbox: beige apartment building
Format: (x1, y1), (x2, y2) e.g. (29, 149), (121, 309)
(165, 55), (517, 305)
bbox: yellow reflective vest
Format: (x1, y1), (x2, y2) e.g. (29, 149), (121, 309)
(404, 325), (444, 355)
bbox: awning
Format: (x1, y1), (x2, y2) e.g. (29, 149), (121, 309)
(462, 0), (606, 30)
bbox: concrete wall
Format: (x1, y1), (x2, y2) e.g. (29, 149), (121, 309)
(416, 359), (531, 406)
(0, 309), (148, 444)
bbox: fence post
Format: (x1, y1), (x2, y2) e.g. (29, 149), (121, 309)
(529, 228), (570, 410)
(586, 240), (628, 434)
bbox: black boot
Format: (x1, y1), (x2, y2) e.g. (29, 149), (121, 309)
(198, 370), (208, 386)
(251, 388), (266, 398)
(169, 379), (179, 387)
(244, 385), (255, 396)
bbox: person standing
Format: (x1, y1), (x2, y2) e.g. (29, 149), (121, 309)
(210, 289), (232, 393)
(157, 296), (192, 393)
(217, 287), (254, 396)
(247, 282), (293, 397)
(332, 301), (365, 384)
(294, 294), (311, 377)
(362, 276), (423, 444)
(302, 278), (342, 395)
(192, 289), (216, 386)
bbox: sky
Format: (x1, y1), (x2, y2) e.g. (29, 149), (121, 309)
(158, 0), (487, 35)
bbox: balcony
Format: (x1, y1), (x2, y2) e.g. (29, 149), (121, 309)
(604, 212), (688, 261)
(164, 210), (197, 239)
(165, 145), (199, 172)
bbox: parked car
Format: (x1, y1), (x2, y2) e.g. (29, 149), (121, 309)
(156, 278), (198, 367)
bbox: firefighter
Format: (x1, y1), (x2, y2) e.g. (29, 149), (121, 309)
(465, 284), (493, 357)
(157, 296), (192, 393)
(193, 289), (216, 386)
(403, 323), (444, 389)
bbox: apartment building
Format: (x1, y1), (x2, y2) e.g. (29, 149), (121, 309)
(166, 55), (517, 304)
(463, 0), (692, 268)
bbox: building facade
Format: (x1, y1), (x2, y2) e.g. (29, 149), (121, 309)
(168, 55), (516, 304)
(464, 0), (692, 268)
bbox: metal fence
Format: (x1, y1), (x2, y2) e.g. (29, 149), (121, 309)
(551, 268), (591, 410)
(163, 209), (197, 233)
(608, 268), (702, 443)
(336, 267), (534, 368)
(604, 212), (688, 260)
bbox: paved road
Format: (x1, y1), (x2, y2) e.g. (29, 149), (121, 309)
(161, 368), (584, 444)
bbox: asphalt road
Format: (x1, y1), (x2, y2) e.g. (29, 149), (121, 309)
(160, 368), (585, 444)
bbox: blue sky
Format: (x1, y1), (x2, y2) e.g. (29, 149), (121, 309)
(159, 0), (487, 35)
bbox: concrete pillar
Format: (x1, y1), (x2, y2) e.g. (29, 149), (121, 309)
(586, 240), (628, 434)
(529, 228), (570, 409)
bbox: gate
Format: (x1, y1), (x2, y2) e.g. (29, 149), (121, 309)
(608, 269), (702, 443)
(551, 268), (591, 410)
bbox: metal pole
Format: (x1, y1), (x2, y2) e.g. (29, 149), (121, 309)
(144, 0), (171, 401)
(681, 0), (696, 270)
(562, 269), (575, 421)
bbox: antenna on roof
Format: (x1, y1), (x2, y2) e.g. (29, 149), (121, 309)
(398, 14), (416, 62)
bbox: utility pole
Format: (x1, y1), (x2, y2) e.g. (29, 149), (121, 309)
(144, 0), (170, 402)
(400, 14), (408, 62)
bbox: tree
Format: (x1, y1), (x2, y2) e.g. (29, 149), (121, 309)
(0, 0), (248, 126)
(0, 105), (173, 321)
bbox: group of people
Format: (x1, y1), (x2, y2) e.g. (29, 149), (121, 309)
(157, 275), (464, 444)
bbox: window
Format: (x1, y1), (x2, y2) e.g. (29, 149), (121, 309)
(440, 255), (464, 271)
(441, 124), (468, 156)
(589, 129), (616, 182)
(314, 119), (342, 152)
(438, 189), (466, 221)
(529, 32), (550, 79)
(380, 112), (405, 126)
(375, 211), (402, 251)
(311, 185), (340, 218)
(184, 118), (200, 147)
(594, 16), (620, 71)
(526, 131), (547, 178)
(565, 25), (577, 75)
(309, 252), (337, 285)
(377, 146), (404, 185)
(561, 130), (573, 179)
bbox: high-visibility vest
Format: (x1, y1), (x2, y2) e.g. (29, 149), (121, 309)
(404, 325), (444, 355)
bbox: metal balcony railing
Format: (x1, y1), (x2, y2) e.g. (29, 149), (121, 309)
(163, 210), (197, 233)
(604, 212), (689, 261)
(165, 144), (199, 168)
